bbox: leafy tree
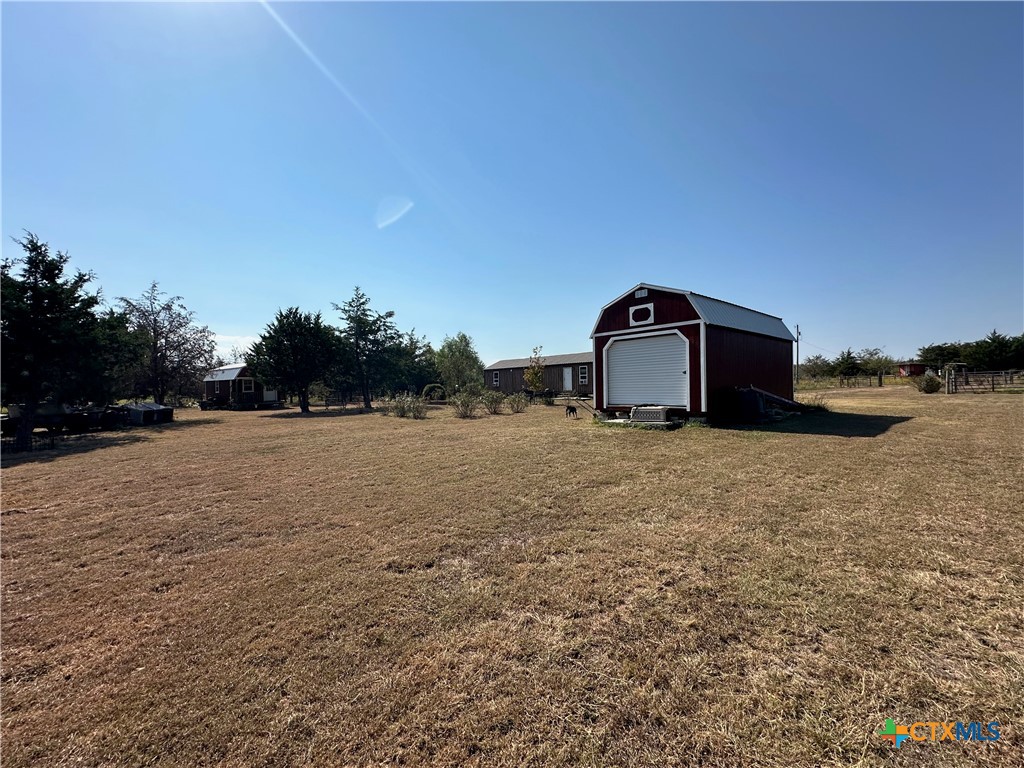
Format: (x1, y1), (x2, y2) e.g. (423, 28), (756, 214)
(964, 330), (1013, 371)
(119, 282), (216, 404)
(435, 332), (484, 395)
(1, 233), (101, 449)
(389, 331), (437, 395)
(90, 309), (150, 404)
(226, 345), (248, 365)
(857, 348), (896, 376)
(246, 308), (339, 413)
(832, 348), (860, 377)
(917, 342), (964, 370)
(523, 346), (545, 391)
(800, 354), (833, 379)
(334, 287), (402, 409)
(918, 333), (1024, 371)
(1010, 334), (1024, 370)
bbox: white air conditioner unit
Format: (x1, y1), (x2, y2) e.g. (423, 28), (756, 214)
(630, 406), (671, 423)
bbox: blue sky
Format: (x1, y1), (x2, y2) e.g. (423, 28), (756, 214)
(3, 1), (1022, 364)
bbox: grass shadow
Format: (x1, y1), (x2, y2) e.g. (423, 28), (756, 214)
(263, 408), (373, 419)
(716, 410), (912, 438)
(1, 417), (224, 466)
(144, 415), (225, 430)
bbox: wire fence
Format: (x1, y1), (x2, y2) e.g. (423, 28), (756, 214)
(0, 431), (60, 454)
(796, 375), (911, 391)
(795, 370), (1024, 393)
(946, 370), (1023, 393)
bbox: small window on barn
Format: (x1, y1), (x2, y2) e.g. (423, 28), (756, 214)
(492, 371), (500, 387)
(629, 302), (655, 327)
(579, 366), (588, 385)
(241, 379), (254, 393)
(214, 381), (220, 394)
(635, 289), (648, 298)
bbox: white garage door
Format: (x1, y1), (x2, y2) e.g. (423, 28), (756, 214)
(607, 333), (688, 406)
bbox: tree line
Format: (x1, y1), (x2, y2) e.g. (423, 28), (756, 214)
(2, 234), (218, 446)
(247, 293), (485, 413)
(2, 233), (488, 440)
(800, 331), (1024, 379)
(916, 331), (1024, 372)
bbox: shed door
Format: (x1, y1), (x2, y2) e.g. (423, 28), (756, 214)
(606, 333), (688, 406)
(563, 367), (573, 391)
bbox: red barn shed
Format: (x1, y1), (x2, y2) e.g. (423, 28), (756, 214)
(591, 284), (795, 418)
(898, 362), (928, 377)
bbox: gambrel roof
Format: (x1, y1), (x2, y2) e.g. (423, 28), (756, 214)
(591, 283), (795, 341)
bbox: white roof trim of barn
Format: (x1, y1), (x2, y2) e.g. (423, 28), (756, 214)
(203, 363), (247, 382)
(486, 352), (593, 370)
(590, 283), (795, 342)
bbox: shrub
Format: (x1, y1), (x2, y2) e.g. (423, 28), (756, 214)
(481, 390), (505, 415)
(380, 393), (427, 419)
(802, 393), (832, 412)
(392, 395), (410, 418)
(913, 374), (943, 394)
(449, 391), (480, 418)
(406, 396), (427, 419)
(421, 383), (446, 402)
(507, 392), (529, 413)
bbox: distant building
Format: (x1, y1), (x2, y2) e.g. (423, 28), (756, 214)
(201, 364), (281, 409)
(485, 352), (594, 396)
(898, 362), (928, 377)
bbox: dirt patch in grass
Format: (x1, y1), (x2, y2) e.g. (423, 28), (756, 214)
(2, 390), (1022, 766)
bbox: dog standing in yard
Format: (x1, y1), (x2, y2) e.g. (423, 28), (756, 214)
(565, 405), (578, 419)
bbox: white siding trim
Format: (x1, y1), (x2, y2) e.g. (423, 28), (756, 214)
(594, 319), (700, 337)
(602, 329), (689, 408)
(699, 321), (707, 413)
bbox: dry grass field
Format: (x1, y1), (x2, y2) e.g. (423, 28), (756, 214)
(2, 388), (1022, 767)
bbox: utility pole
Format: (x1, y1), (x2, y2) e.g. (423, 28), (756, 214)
(795, 324), (801, 384)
